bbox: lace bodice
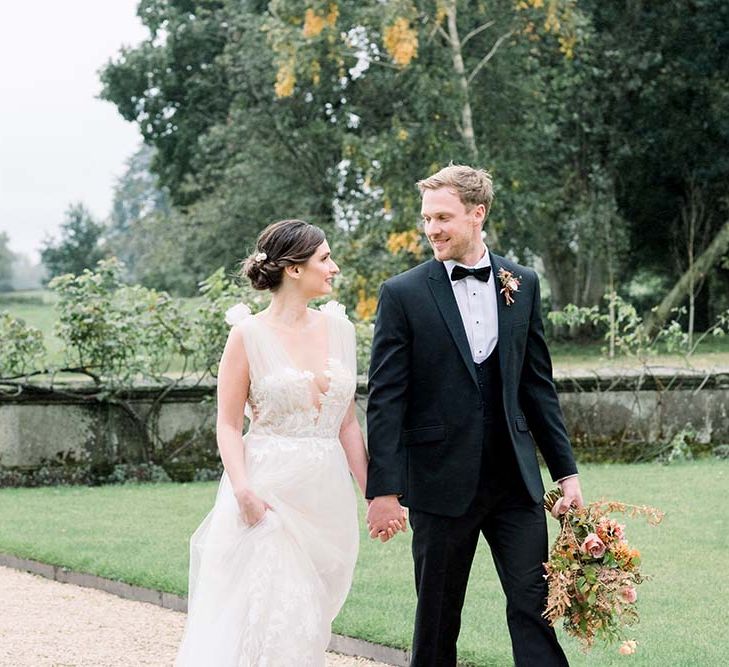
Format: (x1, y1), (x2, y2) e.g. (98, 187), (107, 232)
(226, 302), (357, 440)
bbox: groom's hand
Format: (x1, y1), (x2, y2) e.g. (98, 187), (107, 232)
(367, 495), (407, 541)
(553, 475), (584, 517)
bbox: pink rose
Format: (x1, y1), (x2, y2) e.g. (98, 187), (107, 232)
(580, 533), (606, 559)
(620, 586), (637, 603)
(597, 517), (626, 543)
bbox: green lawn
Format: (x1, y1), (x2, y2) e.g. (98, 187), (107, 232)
(548, 335), (729, 371)
(0, 461), (726, 666)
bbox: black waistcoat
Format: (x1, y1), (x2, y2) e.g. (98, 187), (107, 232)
(474, 344), (521, 493)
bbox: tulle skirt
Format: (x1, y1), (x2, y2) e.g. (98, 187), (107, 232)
(175, 434), (359, 666)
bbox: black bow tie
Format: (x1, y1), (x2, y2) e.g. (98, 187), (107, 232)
(450, 265), (492, 283)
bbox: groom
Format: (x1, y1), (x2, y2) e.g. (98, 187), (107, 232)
(366, 164), (583, 666)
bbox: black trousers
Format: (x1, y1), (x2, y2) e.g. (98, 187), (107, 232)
(409, 354), (568, 667)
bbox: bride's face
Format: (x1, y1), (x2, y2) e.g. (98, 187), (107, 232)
(298, 241), (339, 297)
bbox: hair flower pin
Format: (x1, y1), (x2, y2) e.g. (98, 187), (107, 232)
(497, 267), (521, 306)
(255, 251), (267, 263)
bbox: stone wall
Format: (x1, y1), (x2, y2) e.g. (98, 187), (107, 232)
(0, 385), (217, 470)
(552, 369), (729, 460)
(1, 369), (727, 471)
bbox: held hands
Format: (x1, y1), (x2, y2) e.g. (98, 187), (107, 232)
(550, 476), (584, 519)
(235, 487), (272, 527)
(366, 495), (408, 543)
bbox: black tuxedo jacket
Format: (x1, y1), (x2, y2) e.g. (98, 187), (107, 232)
(365, 253), (578, 517)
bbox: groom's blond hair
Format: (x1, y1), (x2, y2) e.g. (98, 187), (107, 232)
(416, 164), (494, 221)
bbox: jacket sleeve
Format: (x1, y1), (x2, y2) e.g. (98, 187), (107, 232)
(365, 282), (410, 499)
(519, 273), (579, 481)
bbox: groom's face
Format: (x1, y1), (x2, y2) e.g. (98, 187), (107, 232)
(421, 187), (485, 263)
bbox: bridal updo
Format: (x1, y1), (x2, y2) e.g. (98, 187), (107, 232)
(242, 219), (326, 291)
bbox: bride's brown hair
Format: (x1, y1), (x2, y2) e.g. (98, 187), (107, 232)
(242, 219), (326, 291)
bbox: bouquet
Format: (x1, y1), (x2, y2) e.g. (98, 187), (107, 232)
(542, 488), (664, 655)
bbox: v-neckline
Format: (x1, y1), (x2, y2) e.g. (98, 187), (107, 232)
(253, 311), (334, 414)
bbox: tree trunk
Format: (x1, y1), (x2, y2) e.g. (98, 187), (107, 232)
(541, 244), (575, 312)
(646, 219), (729, 335)
(445, 1), (479, 162)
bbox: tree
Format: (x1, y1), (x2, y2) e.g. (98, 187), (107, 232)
(100, 1), (344, 294)
(0, 232), (15, 291)
(586, 0), (729, 317)
(671, 178), (713, 348)
(10, 254), (44, 291)
(40, 204), (107, 281)
(100, 1), (603, 311)
(492, 1), (629, 311)
(99, 0), (233, 207)
(107, 143), (171, 285)
(109, 144), (170, 242)
(98, 1), (729, 320)
(647, 219), (729, 336)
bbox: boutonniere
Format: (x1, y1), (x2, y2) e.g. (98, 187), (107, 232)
(497, 267), (521, 306)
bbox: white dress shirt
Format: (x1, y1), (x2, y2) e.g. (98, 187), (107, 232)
(443, 245), (498, 364)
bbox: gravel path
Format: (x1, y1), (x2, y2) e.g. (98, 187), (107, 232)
(0, 566), (391, 667)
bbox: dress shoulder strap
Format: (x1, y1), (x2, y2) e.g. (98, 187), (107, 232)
(319, 301), (357, 379)
(224, 303), (270, 381)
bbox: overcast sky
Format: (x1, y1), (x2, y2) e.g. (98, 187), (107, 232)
(0, 1), (148, 262)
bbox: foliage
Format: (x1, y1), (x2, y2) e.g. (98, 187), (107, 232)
(660, 428), (696, 465)
(353, 320), (374, 374)
(99, 0), (232, 207)
(548, 295), (729, 362)
(48, 258), (192, 386)
(101, 1), (340, 295)
(0, 311), (46, 377)
(45, 258), (267, 385)
(0, 258), (263, 467)
(543, 488), (664, 652)
(191, 266), (269, 376)
(97, 1), (729, 328)
(0, 462), (174, 489)
(40, 203), (107, 282)
(588, 1), (729, 275)
(94, 2), (488, 306)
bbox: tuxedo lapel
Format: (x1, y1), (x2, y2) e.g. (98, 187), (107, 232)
(426, 260), (479, 388)
(490, 251), (517, 374)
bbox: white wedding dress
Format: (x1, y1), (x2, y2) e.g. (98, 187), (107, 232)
(175, 302), (359, 666)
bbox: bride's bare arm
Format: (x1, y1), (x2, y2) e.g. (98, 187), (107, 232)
(339, 401), (406, 539)
(338, 400), (368, 496)
(217, 327), (268, 524)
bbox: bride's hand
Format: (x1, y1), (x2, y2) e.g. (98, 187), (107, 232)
(379, 509), (410, 542)
(235, 488), (271, 526)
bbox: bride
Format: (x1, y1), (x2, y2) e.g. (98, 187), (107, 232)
(175, 219), (403, 666)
